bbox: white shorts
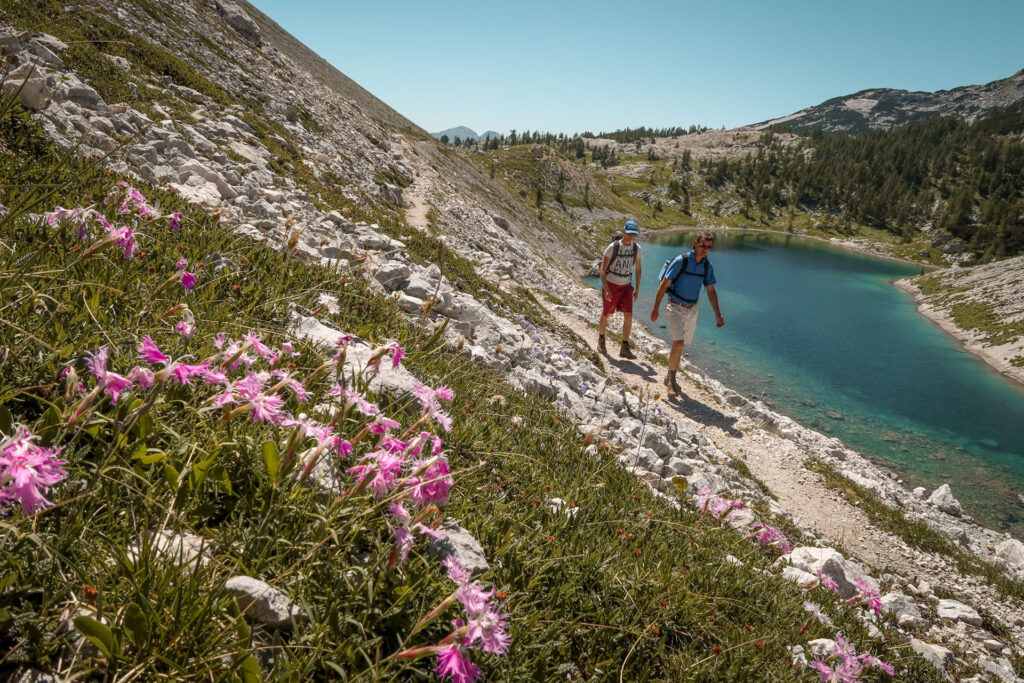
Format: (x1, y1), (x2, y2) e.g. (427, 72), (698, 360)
(666, 301), (698, 345)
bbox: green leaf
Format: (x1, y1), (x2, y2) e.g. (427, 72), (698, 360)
(135, 412), (154, 439)
(261, 440), (280, 478)
(238, 654), (264, 683)
(38, 406), (61, 444)
(74, 615), (117, 659)
(191, 455), (215, 487)
(121, 603), (149, 648)
(164, 463), (180, 489)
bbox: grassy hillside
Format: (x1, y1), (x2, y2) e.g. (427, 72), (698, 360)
(0, 89), (940, 681)
(444, 135), (942, 268)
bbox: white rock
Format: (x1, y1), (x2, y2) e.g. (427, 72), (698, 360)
(994, 538), (1024, 571)
(910, 639), (954, 672)
(783, 547), (877, 599)
(927, 483), (963, 516)
(880, 592), (921, 619)
(427, 522), (489, 574)
(224, 576), (306, 630)
(936, 599), (983, 626)
(806, 638), (835, 659)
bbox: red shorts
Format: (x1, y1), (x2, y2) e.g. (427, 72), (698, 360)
(602, 282), (634, 316)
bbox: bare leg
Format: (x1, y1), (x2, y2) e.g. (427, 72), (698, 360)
(622, 313), (632, 341)
(669, 340), (685, 371)
(599, 314), (609, 335)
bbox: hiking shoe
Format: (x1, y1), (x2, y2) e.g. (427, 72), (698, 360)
(619, 340), (636, 359)
(664, 372), (682, 395)
(597, 335), (607, 354)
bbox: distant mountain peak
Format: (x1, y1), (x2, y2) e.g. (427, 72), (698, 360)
(430, 126), (502, 142)
(749, 68), (1024, 134)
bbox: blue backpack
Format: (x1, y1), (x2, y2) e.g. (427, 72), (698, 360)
(658, 254), (709, 304)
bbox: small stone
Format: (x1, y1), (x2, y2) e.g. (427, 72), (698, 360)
(427, 522), (489, 574)
(224, 576), (306, 630)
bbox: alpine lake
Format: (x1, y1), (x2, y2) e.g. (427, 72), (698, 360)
(587, 230), (1024, 537)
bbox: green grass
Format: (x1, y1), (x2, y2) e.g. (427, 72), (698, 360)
(0, 93), (944, 680)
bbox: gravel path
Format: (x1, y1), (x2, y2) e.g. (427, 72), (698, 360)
(550, 302), (1019, 605)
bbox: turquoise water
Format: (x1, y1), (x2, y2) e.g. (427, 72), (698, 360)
(589, 231), (1024, 535)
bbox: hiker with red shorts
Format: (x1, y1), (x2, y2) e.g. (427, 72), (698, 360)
(598, 220), (642, 359)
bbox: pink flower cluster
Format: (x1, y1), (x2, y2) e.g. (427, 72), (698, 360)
(809, 632), (893, 681)
(0, 425), (67, 513)
(409, 557), (511, 683)
(750, 523), (792, 554)
(694, 486), (744, 520)
(847, 577), (883, 617)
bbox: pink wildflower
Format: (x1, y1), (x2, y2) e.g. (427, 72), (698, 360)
(851, 577), (883, 617)
(85, 346), (134, 404)
(129, 366), (154, 389)
(444, 556), (472, 585)
(751, 523), (792, 553)
(169, 212), (183, 231)
(0, 425), (67, 513)
(434, 642), (481, 683)
(167, 361), (210, 386)
(249, 392), (286, 424)
(175, 320), (196, 338)
(407, 457), (452, 508)
(175, 258), (188, 270)
(244, 331), (274, 360)
(387, 340), (405, 368)
(343, 389), (379, 416)
(180, 271), (196, 290)
(138, 335), (169, 365)
(111, 225), (137, 258)
(465, 604), (511, 655)
(817, 570), (839, 594)
(368, 415), (401, 435)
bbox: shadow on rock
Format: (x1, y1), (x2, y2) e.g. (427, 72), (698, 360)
(603, 356), (658, 381)
(667, 393), (743, 437)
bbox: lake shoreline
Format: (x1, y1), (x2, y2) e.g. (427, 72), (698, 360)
(646, 224), (936, 269)
(894, 277), (1024, 389)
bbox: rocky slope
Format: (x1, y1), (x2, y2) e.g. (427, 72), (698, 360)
(2, 2), (1024, 679)
(749, 68), (1024, 134)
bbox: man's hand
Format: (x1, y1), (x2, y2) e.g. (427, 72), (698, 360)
(650, 308), (659, 323)
(632, 288), (640, 302)
(602, 286), (612, 302)
(715, 312), (725, 328)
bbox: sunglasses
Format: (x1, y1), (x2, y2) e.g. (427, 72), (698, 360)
(697, 242), (713, 250)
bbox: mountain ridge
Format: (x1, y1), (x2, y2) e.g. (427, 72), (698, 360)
(749, 68), (1024, 134)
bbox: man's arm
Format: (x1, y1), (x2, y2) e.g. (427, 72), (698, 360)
(706, 284), (724, 327)
(600, 255), (611, 300)
(650, 278), (670, 322)
(633, 259), (642, 301)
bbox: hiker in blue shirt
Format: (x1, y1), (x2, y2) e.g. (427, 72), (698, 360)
(650, 232), (724, 395)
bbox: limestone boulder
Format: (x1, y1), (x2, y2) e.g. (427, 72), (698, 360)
(927, 484), (963, 516)
(224, 576), (306, 630)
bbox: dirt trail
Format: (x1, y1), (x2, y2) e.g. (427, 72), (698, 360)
(551, 304), (948, 583)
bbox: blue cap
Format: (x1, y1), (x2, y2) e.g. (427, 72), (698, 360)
(623, 220), (639, 234)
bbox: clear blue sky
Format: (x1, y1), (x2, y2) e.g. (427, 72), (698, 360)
(248, 0), (1023, 135)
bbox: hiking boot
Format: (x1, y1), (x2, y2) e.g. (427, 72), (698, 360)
(664, 371), (683, 395)
(619, 340), (636, 359)
(597, 335), (607, 354)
